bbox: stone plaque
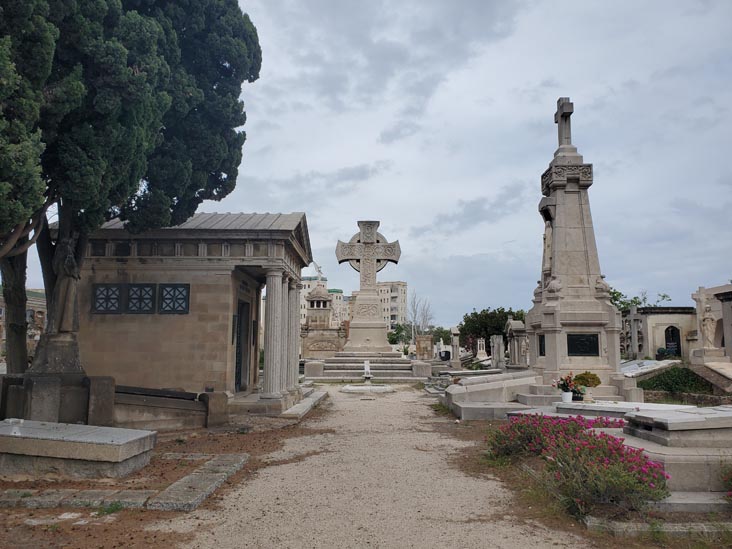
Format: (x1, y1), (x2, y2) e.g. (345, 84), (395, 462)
(567, 333), (599, 356)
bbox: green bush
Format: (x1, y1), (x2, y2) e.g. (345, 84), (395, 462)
(637, 366), (714, 394)
(573, 371), (601, 388)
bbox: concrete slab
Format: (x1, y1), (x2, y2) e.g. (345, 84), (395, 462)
(0, 418), (156, 462)
(63, 489), (120, 508)
(20, 489), (79, 509)
(0, 489), (38, 507)
(624, 405), (732, 431)
(453, 402), (532, 420)
(100, 489), (156, 509)
(280, 390), (328, 420)
(146, 472), (228, 511)
(555, 401), (695, 419)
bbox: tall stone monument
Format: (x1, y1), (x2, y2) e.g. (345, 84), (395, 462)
(525, 98), (622, 385)
(336, 221), (401, 353)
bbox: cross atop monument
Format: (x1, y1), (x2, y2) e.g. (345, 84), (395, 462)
(335, 221), (400, 291)
(554, 97), (573, 147)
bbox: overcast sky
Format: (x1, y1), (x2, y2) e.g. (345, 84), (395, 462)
(25, 0), (732, 327)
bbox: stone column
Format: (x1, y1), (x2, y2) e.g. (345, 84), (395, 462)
(280, 275), (290, 395)
(262, 269), (283, 399)
(288, 281), (301, 392)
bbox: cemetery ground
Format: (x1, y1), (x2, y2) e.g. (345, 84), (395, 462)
(2, 388), (732, 548)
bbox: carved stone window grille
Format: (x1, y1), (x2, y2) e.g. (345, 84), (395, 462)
(93, 284), (122, 313)
(127, 284), (156, 313)
(159, 284), (190, 314)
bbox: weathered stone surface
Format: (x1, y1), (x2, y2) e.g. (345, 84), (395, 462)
(23, 376), (61, 422)
(64, 489), (120, 508)
(0, 419), (156, 462)
(86, 376), (115, 426)
(146, 472), (228, 512)
(625, 405), (732, 431)
(101, 489), (156, 509)
(20, 489), (79, 509)
(0, 489), (38, 507)
(199, 392), (228, 427)
(304, 361), (324, 378)
(0, 448), (153, 479)
(411, 361), (431, 378)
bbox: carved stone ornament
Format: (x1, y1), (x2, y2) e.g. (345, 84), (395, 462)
(309, 341), (338, 351)
(355, 303), (380, 318)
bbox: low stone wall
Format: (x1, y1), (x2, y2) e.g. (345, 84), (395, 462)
(643, 390), (732, 407)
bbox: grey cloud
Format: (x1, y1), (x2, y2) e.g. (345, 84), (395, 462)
(379, 120), (420, 144)
(409, 182), (531, 237)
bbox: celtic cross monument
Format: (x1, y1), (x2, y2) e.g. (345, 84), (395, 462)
(336, 221), (401, 353)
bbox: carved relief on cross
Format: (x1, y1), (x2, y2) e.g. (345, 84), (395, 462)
(554, 97), (573, 147)
(335, 221), (401, 291)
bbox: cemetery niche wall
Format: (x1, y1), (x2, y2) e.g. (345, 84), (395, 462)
(77, 212), (312, 416)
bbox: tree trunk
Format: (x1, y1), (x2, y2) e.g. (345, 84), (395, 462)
(0, 246), (29, 374)
(28, 214), (87, 376)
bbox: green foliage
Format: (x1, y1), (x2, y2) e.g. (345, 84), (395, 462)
(573, 371), (601, 388)
(430, 326), (451, 346)
(721, 465), (732, 501)
(120, 0), (262, 232)
(387, 323), (409, 345)
(637, 366), (714, 394)
(0, 0), (57, 235)
(609, 287), (672, 312)
(459, 307), (524, 349)
(98, 501), (124, 515)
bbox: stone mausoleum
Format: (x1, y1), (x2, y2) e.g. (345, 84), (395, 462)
(77, 212), (312, 414)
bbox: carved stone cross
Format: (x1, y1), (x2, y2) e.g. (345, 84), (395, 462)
(335, 221), (400, 291)
(554, 97), (573, 147)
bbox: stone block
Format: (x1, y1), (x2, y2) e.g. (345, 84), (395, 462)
(64, 489), (120, 508)
(0, 489), (38, 507)
(199, 392), (229, 427)
(146, 472), (228, 511)
(23, 376), (61, 422)
(304, 361), (324, 377)
(86, 376), (115, 426)
(21, 489), (78, 509)
(0, 375), (24, 419)
(411, 361), (431, 378)
(58, 384), (89, 424)
(100, 489), (156, 509)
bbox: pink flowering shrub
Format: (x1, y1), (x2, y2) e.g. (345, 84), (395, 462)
(486, 415), (669, 515)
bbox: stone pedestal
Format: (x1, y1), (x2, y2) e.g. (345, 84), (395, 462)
(416, 335), (433, 361)
(449, 327), (461, 369)
(525, 98), (624, 386)
(336, 221), (401, 354)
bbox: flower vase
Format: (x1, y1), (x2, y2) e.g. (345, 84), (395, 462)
(561, 391), (573, 403)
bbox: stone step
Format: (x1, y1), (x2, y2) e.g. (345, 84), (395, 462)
(516, 393), (565, 406)
(323, 364), (412, 371)
(332, 352), (403, 358)
(316, 369), (413, 378)
(323, 358), (412, 366)
(528, 384), (619, 396)
(300, 386), (315, 398)
(313, 376), (423, 383)
(649, 492), (730, 514)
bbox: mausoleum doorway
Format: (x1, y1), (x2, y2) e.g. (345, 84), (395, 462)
(664, 326), (682, 357)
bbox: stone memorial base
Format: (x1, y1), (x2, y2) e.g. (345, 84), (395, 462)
(691, 348), (730, 366)
(0, 419), (156, 478)
(617, 406), (732, 492)
(340, 383), (395, 394)
(0, 373), (115, 426)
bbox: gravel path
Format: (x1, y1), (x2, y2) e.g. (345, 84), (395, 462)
(157, 387), (587, 548)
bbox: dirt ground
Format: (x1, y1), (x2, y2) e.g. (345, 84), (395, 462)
(1, 387), (729, 548)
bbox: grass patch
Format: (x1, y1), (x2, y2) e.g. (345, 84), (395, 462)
(97, 501), (125, 515)
(430, 402), (452, 416)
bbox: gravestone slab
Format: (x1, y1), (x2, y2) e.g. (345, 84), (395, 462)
(0, 419), (155, 478)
